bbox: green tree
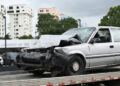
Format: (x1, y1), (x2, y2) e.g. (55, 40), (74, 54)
(58, 17), (78, 34)
(5, 34), (11, 39)
(36, 13), (59, 35)
(19, 35), (33, 39)
(36, 13), (78, 35)
(99, 5), (120, 27)
(0, 37), (4, 39)
(0, 34), (11, 39)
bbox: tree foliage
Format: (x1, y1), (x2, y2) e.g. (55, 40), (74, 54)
(99, 5), (120, 27)
(0, 37), (4, 39)
(0, 34), (11, 39)
(36, 13), (78, 35)
(5, 34), (11, 39)
(19, 35), (33, 39)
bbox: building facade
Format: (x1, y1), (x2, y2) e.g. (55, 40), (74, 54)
(60, 13), (70, 19)
(7, 4), (34, 39)
(0, 5), (5, 38)
(38, 7), (61, 19)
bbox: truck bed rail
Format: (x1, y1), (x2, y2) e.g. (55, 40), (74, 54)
(0, 71), (120, 86)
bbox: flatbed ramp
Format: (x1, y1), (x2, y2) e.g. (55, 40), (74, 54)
(0, 71), (120, 86)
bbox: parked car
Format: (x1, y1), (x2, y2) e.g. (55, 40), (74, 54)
(16, 26), (120, 75)
(2, 52), (18, 66)
(0, 55), (4, 65)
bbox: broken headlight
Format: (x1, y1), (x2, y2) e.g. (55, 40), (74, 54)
(54, 47), (66, 55)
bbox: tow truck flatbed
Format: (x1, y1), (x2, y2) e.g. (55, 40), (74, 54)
(0, 71), (120, 86)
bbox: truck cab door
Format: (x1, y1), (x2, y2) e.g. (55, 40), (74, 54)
(88, 28), (115, 68)
(110, 28), (120, 65)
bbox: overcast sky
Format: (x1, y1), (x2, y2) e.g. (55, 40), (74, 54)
(0, 0), (120, 36)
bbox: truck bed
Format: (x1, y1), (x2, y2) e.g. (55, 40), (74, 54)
(0, 71), (120, 86)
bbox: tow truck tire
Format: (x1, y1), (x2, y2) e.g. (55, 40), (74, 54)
(65, 55), (85, 75)
(32, 70), (44, 75)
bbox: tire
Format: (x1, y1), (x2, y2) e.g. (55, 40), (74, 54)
(65, 55), (85, 75)
(32, 70), (44, 75)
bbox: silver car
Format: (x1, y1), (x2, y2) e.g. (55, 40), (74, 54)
(17, 26), (120, 75)
(54, 26), (120, 75)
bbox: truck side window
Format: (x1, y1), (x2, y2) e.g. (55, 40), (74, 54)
(94, 29), (111, 43)
(111, 28), (120, 42)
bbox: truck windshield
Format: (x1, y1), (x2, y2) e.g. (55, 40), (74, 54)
(62, 27), (96, 43)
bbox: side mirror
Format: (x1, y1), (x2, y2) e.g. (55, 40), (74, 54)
(90, 38), (101, 44)
(90, 39), (95, 44)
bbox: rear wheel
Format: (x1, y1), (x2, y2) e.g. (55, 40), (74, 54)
(65, 55), (85, 75)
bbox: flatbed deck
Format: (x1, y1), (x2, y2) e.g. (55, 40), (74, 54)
(0, 71), (120, 86)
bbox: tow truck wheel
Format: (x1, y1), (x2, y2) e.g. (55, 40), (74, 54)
(32, 70), (44, 75)
(65, 55), (85, 75)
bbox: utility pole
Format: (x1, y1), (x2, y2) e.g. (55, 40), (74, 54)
(3, 16), (7, 58)
(78, 19), (81, 28)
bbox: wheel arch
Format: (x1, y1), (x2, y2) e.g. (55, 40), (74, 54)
(69, 53), (86, 67)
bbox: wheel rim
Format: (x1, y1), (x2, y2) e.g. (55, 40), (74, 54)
(72, 61), (80, 72)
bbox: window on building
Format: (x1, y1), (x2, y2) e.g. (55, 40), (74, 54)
(46, 10), (49, 12)
(22, 10), (24, 12)
(17, 6), (19, 9)
(16, 18), (18, 20)
(9, 6), (13, 9)
(16, 29), (18, 31)
(1, 5), (4, 8)
(16, 33), (19, 35)
(16, 14), (18, 16)
(14, 18), (18, 20)
(7, 11), (14, 13)
(16, 36), (19, 38)
(16, 10), (20, 13)
(40, 10), (43, 12)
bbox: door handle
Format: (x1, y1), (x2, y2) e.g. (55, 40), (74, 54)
(110, 45), (114, 48)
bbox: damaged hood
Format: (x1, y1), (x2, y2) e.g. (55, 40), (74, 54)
(28, 35), (73, 49)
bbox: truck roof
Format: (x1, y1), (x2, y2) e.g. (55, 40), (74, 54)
(97, 26), (120, 29)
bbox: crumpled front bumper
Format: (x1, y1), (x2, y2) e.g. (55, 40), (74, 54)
(16, 51), (69, 72)
(16, 52), (53, 71)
